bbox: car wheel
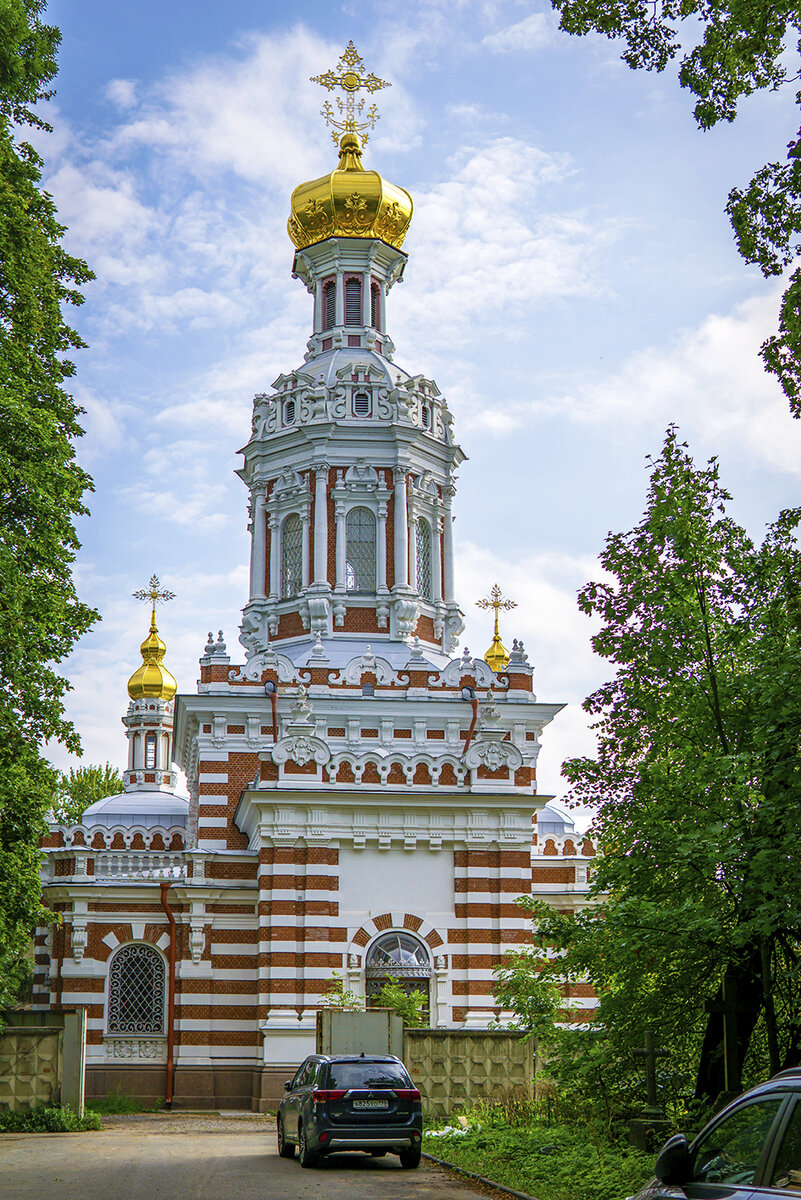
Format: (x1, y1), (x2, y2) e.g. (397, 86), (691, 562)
(399, 1146), (422, 1169)
(298, 1122), (319, 1168)
(277, 1117), (295, 1159)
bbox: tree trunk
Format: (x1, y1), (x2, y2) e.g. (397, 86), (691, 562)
(695, 941), (764, 1102)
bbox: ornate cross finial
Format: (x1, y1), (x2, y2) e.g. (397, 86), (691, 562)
(311, 40), (390, 147)
(477, 584), (517, 623)
(132, 574), (175, 612)
(477, 584), (517, 673)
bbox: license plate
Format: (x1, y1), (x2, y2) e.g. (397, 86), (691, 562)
(352, 1099), (389, 1110)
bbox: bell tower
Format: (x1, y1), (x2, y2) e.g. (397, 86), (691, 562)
(237, 42), (465, 663)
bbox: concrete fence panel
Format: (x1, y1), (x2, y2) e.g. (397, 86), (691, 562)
(0, 1008), (86, 1114)
(403, 1028), (533, 1118)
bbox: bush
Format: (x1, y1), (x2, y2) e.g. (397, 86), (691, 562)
(0, 1104), (101, 1133)
(86, 1086), (161, 1114)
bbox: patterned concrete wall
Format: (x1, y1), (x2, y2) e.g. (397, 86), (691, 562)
(403, 1029), (533, 1118)
(0, 1009), (86, 1113)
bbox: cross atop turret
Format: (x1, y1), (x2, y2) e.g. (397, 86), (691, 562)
(477, 584), (517, 673)
(311, 41), (390, 146)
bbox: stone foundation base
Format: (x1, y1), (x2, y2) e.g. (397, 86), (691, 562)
(86, 1065), (261, 1111)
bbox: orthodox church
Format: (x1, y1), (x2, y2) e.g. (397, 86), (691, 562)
(35, 44), (596, 1109)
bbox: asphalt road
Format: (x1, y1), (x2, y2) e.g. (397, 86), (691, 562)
(0, 1114), (499, 1200)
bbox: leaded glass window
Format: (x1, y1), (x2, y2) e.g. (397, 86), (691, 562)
(416, 518), (432, 600)
(345, 277), (362, 326)
(107, 944), (165, 1035)
(281, 513), (303, 599)
(345, 507), (375, 592)
(365, 931), (431, 1011)
(323, 281), (336, 330)
(371, 282), (380, 328)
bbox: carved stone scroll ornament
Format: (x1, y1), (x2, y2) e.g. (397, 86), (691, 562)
(463, 739), (523, 773)
(271, 735), (331, 767)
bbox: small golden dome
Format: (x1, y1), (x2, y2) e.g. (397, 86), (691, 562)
(127, 609), (177, 701)
(484, 634), (511, 674)
(288, 132), (413, 251)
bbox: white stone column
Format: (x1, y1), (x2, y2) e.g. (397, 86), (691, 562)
(432, 513), (443, 602)
(376, 500), (388, 592)
(408, 513), (418, 593)
(314, 467), (329, 584)
(362, 271), (371, 325)
(443, 488), (455, 602)
(268, 512), (280, 599)
(314, 280), (323, 334)
(249, 488), (267, 601)
(301, 511), (310, 589)
(393, 467), (408, 588)
(335, 500), (347, 589)
(335, 273), (344, 327)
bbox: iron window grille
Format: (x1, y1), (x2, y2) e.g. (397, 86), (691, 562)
(416, 518), (432, 600)
(345, 507), (376, 592)
(107, 943), (165, 1035)
(281, 513), (303, 598)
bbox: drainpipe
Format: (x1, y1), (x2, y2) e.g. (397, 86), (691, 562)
(265, 679), (278, 741)
(160, 881), (177, 1109)
(460, 687), (479, 759)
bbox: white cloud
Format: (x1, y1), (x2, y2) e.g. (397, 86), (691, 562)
(105, 79), (138, 109)
(482, 12), (557, 53)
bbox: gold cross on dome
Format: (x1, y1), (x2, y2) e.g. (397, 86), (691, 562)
(132, 574), (175, 611)
(477, 584), (517, 621)
(311, 40), (390, 146)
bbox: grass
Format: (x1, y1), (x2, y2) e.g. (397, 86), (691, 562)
(86, 1087), (163, 1115)
(423, 1104), (655, 1200)
(0, 1104), (102, 1133)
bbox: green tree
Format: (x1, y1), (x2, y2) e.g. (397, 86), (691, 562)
(52, 763), (123, 826)
(531, 428), (801, 1101)
(492, 947), (562, 1039)
(550, 0), (801, 416)
(0, 1), (96, 1006)
(375, 982), (429, 1027)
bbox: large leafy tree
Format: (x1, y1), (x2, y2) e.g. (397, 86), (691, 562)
(531, 429), (801, 1101)
(550, 0), (801, 417)
(0, 2), (96, 1005)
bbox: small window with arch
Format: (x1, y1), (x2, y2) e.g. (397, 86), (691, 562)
(323, 280), (336, 330)
(352, 390), (371, 418)
(345, 276), (362, 326)
(283, 398), (296, 425)
(421, 404), (431, 430)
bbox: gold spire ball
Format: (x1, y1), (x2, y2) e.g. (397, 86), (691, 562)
(288, 41), (413, 251)
(127, 575), (177, 701)
(477, 585), (517, 673)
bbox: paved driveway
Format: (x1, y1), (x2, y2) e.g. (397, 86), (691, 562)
(0, 1114), (496, 1200)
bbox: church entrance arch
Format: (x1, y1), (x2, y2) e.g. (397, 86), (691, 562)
(365, 931), (432, 1018)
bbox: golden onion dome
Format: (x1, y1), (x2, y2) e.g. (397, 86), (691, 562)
(127, 609), (177, 701)
(288, 132), (413, 251)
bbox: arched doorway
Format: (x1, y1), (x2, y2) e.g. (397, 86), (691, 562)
(365, 931), (432, 1018)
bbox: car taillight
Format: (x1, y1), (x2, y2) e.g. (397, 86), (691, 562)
(312, 1089), (347, 1102)
(392, 1088), (421, 1102)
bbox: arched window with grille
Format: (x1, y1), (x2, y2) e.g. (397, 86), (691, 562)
(323, 280), (336, 330)
(345, 507), (376, 592)
(281, 513), (303, 599)
(371, 281), (380, 328)
(107, 943), (165, 1035)
(416, 518), (432, 600)
(345, 277), (362, 326)
(365, 931), (432, 1012)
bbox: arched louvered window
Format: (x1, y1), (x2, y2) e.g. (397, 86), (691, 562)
(281, 513), (303, 599)
(416, 518), (432, 600)
(371, 282), (380, 328)
(323, 280), (336, 330)
(345, 507), (376, 593)
(345, 277), (362, 326)
(107, 944), (165, 1035)
(145, 732), (157, 770)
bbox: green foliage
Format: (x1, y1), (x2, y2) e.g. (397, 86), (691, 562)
(319, 972), (365, 1011)
(52, 763), (123, 826)
(550, 0), (801, 415)
(0, 2), (96, 1006)
(533, 428), (801, 1099)
(86, 1087), (162, 1114)
(423, 1102), (654, 1200)
(0, 1104), (101, 1132)
(491, 947), (562, 1038)
(375, 982), (429, 1027)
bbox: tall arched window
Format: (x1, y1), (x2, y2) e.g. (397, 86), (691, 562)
(281, 513), (303, 599)
(107, 943), (165, 1035)
(365, 931), (432, 1011)
(323, 280), (336, 330)
(345, 507), (376, 592)
(145, 732), (157, 770)
(416, 518), (432, 600)
(345, 277), (362, 326)
(371, 281), (380, 328)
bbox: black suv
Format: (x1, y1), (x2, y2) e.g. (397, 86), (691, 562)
(630, 1069), (801, 1198)
(276, 1053), (423, 1169)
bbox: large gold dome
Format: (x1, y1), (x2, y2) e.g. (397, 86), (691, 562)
(288, 132), (413, 252)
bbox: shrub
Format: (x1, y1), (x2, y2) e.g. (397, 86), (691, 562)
(0, 1104), (101, 1133)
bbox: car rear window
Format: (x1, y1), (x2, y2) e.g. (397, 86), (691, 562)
(325, 1061), (411, 1089)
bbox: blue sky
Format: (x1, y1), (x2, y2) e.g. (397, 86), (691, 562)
(39, 1), (801, 810)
